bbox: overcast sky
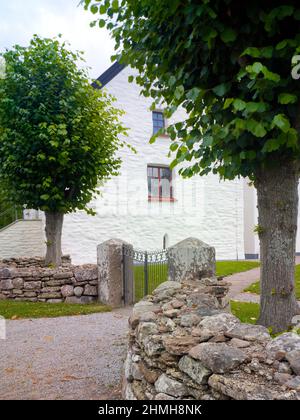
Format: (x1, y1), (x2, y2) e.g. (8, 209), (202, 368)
(0, 0), (115, 79)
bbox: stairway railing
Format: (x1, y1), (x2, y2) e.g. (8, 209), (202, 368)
(0, 206), (23, 230)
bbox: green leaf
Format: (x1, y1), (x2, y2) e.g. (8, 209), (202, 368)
(233, 99), (246, 111)
(99, 19), (106, 28)
(278, 93), (297, 104)
(272, 114), (291, 133)
(174, 85), (184, 100)
(212, 83), (230, 97)
(40, 194), (50, 201)
(262, 138), (280, 153)
(90, 5), (98, 14)
(223, 98), (234, 109)
(220, 28), (237, 43)
(252, 62), (263, 74)
(186, 87), (200, 101)
(246, 120), (267, 137)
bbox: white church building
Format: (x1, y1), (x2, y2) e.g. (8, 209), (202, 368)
(1, 62), (295, 264)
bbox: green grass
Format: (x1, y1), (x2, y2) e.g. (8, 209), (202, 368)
(134, 260), (260, 302)
(230, 300), (260, 324)
(244, 264), (300, 299)
(0, 300), (110, 319)
(216, 260), (259, 277)
(230, 300), (300, 336)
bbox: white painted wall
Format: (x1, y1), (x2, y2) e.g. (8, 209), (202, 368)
(0, 220), (45, 259)
(243, 180), (259, 258)
(243, 182), (300, 258)
(62, 66), (245, 264)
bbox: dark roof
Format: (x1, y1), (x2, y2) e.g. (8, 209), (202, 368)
(92, 62), (126, 89)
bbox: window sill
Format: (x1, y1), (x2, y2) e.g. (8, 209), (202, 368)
(148, 197), (176, 203)
(153, 133), (169, 138)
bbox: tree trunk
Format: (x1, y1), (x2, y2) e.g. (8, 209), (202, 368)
(45, 211), (64, 267)
(255, 163), (300, 333)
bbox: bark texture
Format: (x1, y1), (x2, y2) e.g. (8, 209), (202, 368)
(255, 163), (300, 333)
(45, 211), (64, 267)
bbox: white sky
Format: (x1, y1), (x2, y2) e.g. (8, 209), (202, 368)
(0, 0), (115, 79)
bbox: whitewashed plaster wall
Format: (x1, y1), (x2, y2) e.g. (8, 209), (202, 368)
(62, 66), (245, 264)
(244, 182), (300, 258)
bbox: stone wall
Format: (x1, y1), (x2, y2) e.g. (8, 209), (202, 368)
(0, 260), (98, 303)
(123, 278), (300, 400)
(0, 255), (71, 268)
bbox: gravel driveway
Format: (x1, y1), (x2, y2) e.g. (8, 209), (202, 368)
(0, 308), (131, 400)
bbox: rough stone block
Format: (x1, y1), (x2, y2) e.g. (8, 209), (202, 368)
(97, 238), (132, 307)
(0, 268), (13, 279)
(61, 285), (74, 297)
(39, 292), (61, 299)
(189, 343), (247, 373)
(0, 279), (13, 290)
(83, 284), (97, 296)
(74, 286), (83, 297)
(167, 237), (216, 282)
(74, 265), (98, 282)
(24, 281), (42, 290)
(178, 355), (211, 384)
(154, 374), (187, 397)
(12, 278), (24, 289)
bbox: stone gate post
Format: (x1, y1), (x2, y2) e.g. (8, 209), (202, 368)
(97, 238), (134, 307)
(167, 237), (216, 282)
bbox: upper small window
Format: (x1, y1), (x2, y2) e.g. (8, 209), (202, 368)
(152, 111), (165, 134)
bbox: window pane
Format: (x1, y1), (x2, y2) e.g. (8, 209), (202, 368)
(152, 111), (165, 133)
(148, 178), (159, 197)
(161, 167), (171, 180)
(161, 178), (171, 198)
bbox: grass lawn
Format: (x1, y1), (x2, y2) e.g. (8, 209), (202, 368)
(0, 300), (110, 320)
(134, 260), (260, 301)
(244, 264), (300, 299)
(230, 300), (300, 335)
(230, 300), (260, 324)
(216, 260), (259, 277)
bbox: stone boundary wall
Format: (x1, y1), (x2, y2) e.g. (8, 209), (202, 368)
(0, 261), (98, 304)
(0, 255), (71, 268)
(124, 277), (300, 400)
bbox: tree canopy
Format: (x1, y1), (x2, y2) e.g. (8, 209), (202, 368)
(84, 0), (300, 180)
(0, 35), (127, 214)
(0, 35), (128, 265)
(84, 0), (300, 332)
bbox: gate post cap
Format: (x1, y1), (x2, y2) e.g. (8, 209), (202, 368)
(97, 238), (132, 248)
(169, 237), (212, 250)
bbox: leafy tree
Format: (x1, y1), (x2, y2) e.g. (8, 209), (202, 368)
(0, 35), (127, 266)
(84, 0), (300, 332)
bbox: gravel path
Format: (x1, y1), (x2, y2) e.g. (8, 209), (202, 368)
(0, 307), (131, 400)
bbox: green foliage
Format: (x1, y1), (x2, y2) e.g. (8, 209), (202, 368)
(0, 35), (127, 213)
(253, 224), (265, 235)
(84, 0), (300, 180)
(0, 182), (22, 229)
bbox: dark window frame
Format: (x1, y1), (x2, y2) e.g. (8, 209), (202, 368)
(147, 165), (174, 202)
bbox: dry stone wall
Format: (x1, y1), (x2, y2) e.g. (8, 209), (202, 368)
(0, 257), (98, 303)
(124, 278), (300, 400)
(0, 255), (71, 268)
